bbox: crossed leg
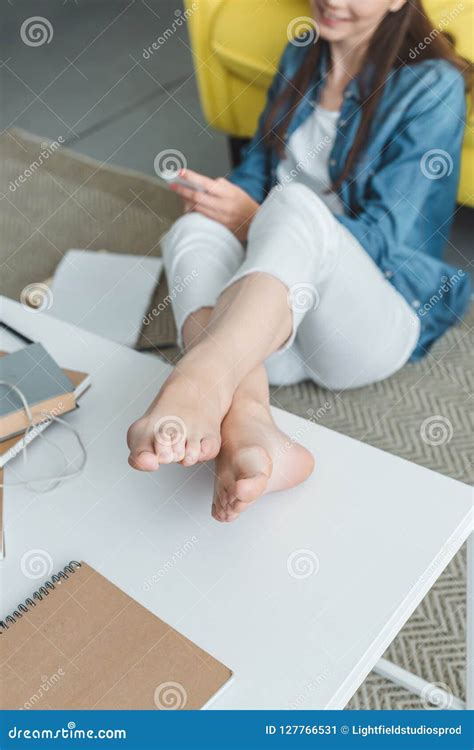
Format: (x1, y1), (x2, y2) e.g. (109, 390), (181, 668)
(127, 278), (314, 522)
(127, 182), (419, 522)
(181, 307), (314, 522)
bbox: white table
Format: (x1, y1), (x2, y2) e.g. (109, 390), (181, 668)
(1, 295), (472, 710)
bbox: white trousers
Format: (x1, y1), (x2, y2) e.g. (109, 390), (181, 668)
(161, 183), (420, 390)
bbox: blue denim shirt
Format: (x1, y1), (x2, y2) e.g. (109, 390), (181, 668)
(228, 42), (471, 361)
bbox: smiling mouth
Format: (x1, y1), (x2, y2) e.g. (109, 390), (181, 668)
(317, 5), (351, 24)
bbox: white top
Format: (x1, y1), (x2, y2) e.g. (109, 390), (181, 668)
(1, 295), (472, 710)
(277, 105), (343, 215)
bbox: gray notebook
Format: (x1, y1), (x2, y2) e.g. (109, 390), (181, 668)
(0, 342), (74, 419)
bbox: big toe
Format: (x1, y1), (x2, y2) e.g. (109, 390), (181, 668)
(213, 446), (272, 521)
(233, 471), (269, 505)
(127, 420), (159, 471)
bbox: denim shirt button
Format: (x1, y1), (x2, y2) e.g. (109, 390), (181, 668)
(329, 158), (336, 167)
(384, 270), (394, 279)
(339, 119), (347, 127)
(412, 299), (421, 308)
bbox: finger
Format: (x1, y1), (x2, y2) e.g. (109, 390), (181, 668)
(171, 183), (220, 207)
(181, 168), (217, 193)
(184, 191), (223, 216)
(192, 204), (226, 223)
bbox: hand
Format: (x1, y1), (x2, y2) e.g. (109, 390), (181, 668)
(170, 168), (259, 241)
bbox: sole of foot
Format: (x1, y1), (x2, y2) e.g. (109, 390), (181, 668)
(212, 399), (315, 522)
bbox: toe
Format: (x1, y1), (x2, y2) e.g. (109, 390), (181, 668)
(154, 443), (175, 464)
(200, 435), (220, 461)
(221, 511), (239, 523)
(182, 437), (202, 466)
(128, 451), (159, 471)
(234, 472), (269, 503)
(127, 420), (159, 471)
(229, 497), (253, 515)
(212, 503), (239, 523)
(212, 487), (229, 521)
(172, 438), (186, 462)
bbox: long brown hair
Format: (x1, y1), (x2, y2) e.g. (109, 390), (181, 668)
(264, 0), (473, 190)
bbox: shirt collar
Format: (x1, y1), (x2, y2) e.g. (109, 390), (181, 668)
(316, 41), (363, 102)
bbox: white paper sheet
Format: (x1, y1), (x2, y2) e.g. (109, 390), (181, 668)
(49, 250), (163, 346)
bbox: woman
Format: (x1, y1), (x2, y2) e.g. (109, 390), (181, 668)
(128, 0), (472, 522)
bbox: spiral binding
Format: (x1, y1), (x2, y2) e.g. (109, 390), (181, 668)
(0, 561), (81, 633)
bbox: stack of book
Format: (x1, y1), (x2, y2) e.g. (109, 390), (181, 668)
(0, 342), (91, 558)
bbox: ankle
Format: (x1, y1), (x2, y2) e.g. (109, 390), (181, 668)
(181, 342), (238, 390)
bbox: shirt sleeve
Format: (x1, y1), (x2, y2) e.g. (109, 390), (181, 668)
(335, 64), (466, 266)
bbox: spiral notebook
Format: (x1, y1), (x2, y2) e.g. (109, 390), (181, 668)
(0, 561), (232, 710)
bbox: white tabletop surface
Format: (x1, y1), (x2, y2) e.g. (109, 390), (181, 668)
(1, 295), (472, 709)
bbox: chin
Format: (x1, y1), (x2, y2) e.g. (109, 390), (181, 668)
(318, 24), (349, 42)
(317, 24), (352, 43)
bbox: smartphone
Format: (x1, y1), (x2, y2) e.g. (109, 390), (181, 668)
(168, 174), (207, 193)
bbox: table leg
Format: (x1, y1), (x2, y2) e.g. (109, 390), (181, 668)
(466, 532), (473, 710)
(374, 532), (474, 710)
(374, 657), (464, 709)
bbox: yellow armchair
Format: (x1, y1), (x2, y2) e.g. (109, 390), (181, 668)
(185, 0), (473, 205)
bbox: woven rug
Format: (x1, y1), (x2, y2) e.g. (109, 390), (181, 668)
(1, 129), (472, 710)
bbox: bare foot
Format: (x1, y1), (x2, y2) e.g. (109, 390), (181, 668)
(127, 347), (234, 470)
(212, 397), (315, 522)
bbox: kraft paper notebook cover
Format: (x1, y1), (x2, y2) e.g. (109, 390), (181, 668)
(0, 561), (233, 710)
